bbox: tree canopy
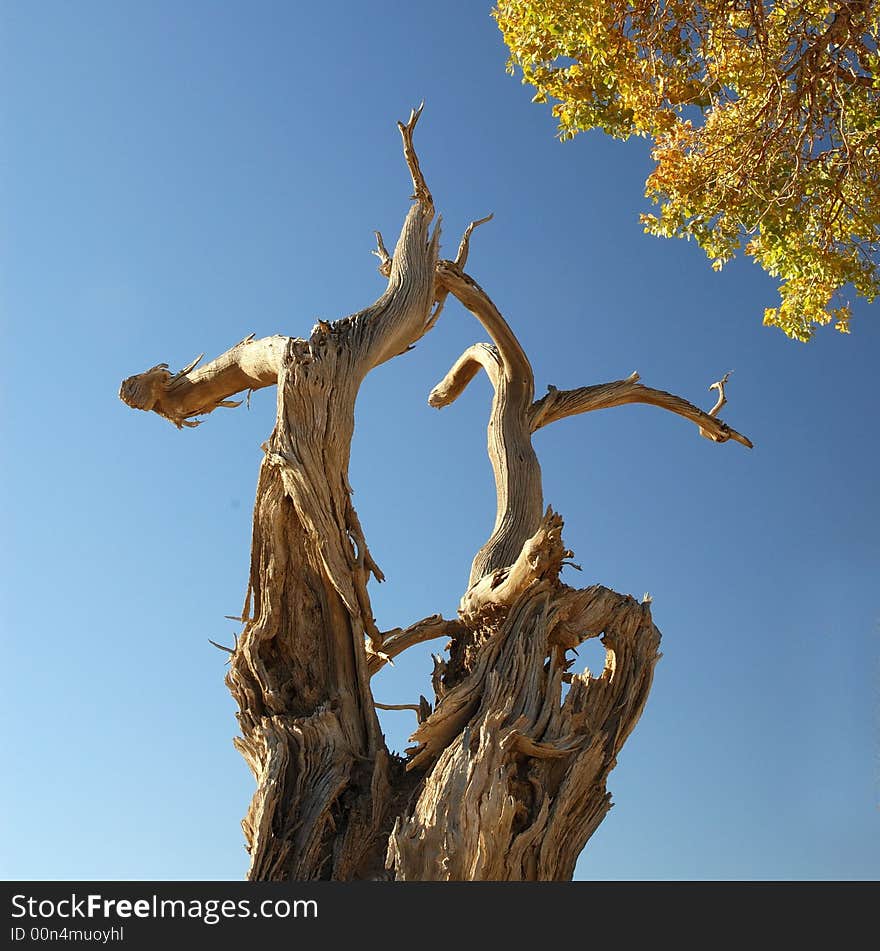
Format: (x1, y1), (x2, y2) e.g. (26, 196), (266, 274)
(494, 0), (879, 340)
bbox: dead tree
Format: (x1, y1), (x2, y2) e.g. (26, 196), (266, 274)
(119, 108), (751, 881)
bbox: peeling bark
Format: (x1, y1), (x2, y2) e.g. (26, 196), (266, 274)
(120, 110), (750, 881)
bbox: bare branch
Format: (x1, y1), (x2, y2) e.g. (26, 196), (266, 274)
(375, 696), (432, 724)
(208, 638), (235, 654)
(529, 371), (753, 449)
(429, 264), (546, 586)
(430, 336), (542, 585)
(432, 258), (749, 603)
(428, 343), (501, 408)
(372, 213), (495, 352)
(367, 614), (465, 677)
(397, 103), (432, 212)
(706, 371), (731, 417)
(119, 335), (288, 429)
(435, 262), (533, 386)
(372, 230), (392, 277)
(355, 105), (440, 370)
(422, 215), (493, 344)
(455, 214), (494, 269)
(431, 272), (749, 602)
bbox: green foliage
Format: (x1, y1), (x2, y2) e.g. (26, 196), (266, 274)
(494, 0), (879, 339)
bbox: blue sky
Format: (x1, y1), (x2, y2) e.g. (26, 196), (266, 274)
(2, 1), (877, 881)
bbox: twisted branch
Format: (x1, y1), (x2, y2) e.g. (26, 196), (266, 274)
(431, 253), (751, 597)
(431, 261), (542, 587)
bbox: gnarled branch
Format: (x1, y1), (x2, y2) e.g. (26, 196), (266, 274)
(120, 106), (440, 431)
(389, 512), (663, 880)
(431, 263), (752, 599)
(367, 614), (466, 677)
(529, 370), (753, 448)
(431, 260), (542, 588)
(428, 343), (501, 406)
(119, 334), (286, 428)
(435, 262), (532, 386)
(121, 107), (445, 881)
(120, 110), (752, 882)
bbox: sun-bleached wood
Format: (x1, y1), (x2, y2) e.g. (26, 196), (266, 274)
(384, 261), (749, 879)
(429, 261), (751, 594)
(529, 370), (752, 447)
(119, 110), (751, 881)
(367, 615), (465, 678)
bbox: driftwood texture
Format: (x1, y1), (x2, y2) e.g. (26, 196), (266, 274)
(120, 108), (751, 880)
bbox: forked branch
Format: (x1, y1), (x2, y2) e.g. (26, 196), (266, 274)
(119, 109), (753, 882)
(455, 214), (493, 269)
(431, 258), (542, 586)
(529, 370), (753, 448)
(431, 249), (752, 596)
(121, 106), (440, 427)
(422, 215), (494, 337)
(397, 103), (432, 211)
(367, 614), (465, 677)
(435, 261), (532, 386)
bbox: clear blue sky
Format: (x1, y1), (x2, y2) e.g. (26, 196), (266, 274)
(2, 1), (877, 881)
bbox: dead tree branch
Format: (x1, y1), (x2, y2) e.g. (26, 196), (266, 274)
(119, 111), (750, 882)
(367, 615), (465, 677)
(529, 371), (753, 448)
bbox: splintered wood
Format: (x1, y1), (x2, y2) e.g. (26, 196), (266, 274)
(120, 109), (749, 881)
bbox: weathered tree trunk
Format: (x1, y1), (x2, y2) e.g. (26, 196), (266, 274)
(120, 109), (750, 880)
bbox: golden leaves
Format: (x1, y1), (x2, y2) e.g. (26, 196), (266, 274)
(495, 0), (880, 338)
